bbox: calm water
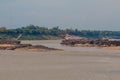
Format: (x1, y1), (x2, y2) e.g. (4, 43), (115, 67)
(22, 40), (120, 53)
(0, 40), (120, 80)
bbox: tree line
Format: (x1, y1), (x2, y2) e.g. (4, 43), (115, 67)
(0, 25), (120, 40)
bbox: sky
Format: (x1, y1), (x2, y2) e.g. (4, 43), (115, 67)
(0, 0), (120, 31)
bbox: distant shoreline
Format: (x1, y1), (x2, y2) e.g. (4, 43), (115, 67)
(0, 25), (120, 40)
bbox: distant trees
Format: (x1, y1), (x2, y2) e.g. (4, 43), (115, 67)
(0, 25), (120, 40)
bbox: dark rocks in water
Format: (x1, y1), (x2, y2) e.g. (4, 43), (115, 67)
(61, 39), (120, 47)
(61, 39), (89, 45)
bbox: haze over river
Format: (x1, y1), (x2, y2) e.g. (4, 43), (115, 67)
(0, 40), (120, 80)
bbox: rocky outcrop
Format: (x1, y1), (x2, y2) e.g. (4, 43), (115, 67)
(61, 39), (120, 47)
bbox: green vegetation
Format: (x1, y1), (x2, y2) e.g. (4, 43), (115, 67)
(0, 25), (120, 40)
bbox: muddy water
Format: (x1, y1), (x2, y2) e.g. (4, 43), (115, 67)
(22, 40), (120, 52)
(0, 40), (120, 80)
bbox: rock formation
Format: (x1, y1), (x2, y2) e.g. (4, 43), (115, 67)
(61, 39), (120, 47)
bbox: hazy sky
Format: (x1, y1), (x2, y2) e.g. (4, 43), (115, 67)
(0, 0), (120, 30)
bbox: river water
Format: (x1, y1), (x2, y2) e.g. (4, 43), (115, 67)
(22, 40), (120, 53)
(0, 40), (120, 80)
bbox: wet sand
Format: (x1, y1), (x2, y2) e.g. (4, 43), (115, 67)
(0, 40), (120, 80)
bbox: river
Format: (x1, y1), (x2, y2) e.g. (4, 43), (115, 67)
(0, 40), (120, 80)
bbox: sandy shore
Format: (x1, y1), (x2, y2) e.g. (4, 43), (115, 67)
(0, 40), (120, 80)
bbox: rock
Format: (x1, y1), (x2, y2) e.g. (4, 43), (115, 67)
(61, 39), (120, 47)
